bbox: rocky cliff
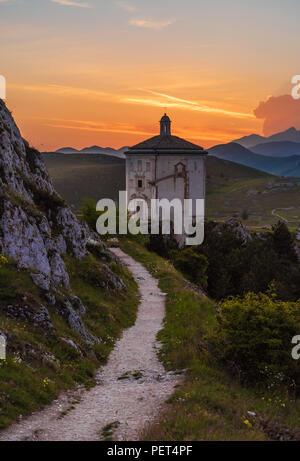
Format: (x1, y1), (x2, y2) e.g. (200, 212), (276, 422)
(0, 100), (122, 344)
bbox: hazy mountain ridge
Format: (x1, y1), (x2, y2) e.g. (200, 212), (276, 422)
(250, 141), (300, 157)
(233, 127), (300, 148)
(233, 133), (266, 149)
(54, 145), (129, 158)
(209, 142), (300, 177)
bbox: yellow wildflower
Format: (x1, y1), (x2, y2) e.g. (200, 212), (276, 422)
(243, 420), (252, 427)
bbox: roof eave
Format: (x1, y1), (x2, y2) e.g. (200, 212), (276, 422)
(125, 149), (208, 155)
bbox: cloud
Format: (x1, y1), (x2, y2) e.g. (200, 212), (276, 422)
(45, 118), (153, 136)
(51, 0), (91, 8)
(116, 1), (136, 12)
(141, 89), (199, 106)
(123, 89), (254, 120)
(129, 19), (174, 30)
(45, 117), (250, 146)
(9, 83), (112, 100)
(254, 94), (300, 135)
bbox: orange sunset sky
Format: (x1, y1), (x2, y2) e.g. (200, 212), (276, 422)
(1, 0), (300, 151)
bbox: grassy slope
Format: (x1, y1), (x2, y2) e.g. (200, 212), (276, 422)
(206, 158), (300, 228)
(0, 253), (138, 429)
(119, 238), (300, 441)
(42, 154), (125, 210)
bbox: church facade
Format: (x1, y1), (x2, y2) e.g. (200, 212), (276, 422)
(125, 114), (208, 244)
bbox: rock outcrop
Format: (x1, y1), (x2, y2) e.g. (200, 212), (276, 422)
(0, 100), (122, 343)
(0, 101), (90, 288)
(214, 218), (252, 244)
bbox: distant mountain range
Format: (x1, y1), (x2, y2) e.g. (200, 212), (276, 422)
(49, 126), (300, 177)
(54, 145), (128, 158)
(207, 127), (300, 177)
(233, 127), (300, 148)
(209, 142), (300, 177)
(250, 141), (300, 157)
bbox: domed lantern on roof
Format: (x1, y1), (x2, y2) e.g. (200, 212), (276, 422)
(160, 113), (171, 136)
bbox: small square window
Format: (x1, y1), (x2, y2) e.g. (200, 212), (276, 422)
(138, 180), (143, 188)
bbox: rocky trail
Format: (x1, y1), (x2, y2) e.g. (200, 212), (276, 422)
(0, 249), (181, 441)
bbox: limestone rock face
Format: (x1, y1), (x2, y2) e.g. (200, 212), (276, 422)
(0, 100), (89, 288)
(55, 207), (88, 259)
(0, 100), (121, 343)
(56, 297), (99, 345)
(5, 303), (54, 330)
(1, 201), (51, 276)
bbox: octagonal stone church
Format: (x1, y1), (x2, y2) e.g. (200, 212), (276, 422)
(125, 115), (207, 232)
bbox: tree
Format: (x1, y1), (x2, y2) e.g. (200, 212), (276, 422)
(272, 221), (297, 262)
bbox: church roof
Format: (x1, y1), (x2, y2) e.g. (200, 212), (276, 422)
(128, 135), (206, 153)
(126, 114), (208, 155)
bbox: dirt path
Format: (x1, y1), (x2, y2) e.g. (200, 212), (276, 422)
(0, 248), (181, 441)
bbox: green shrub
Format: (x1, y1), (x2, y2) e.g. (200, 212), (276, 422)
(170, 248), (208, 287)
(147, 231), (179, 258)
(208, 291), (300, 392)
(80, 198), (100, 231)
